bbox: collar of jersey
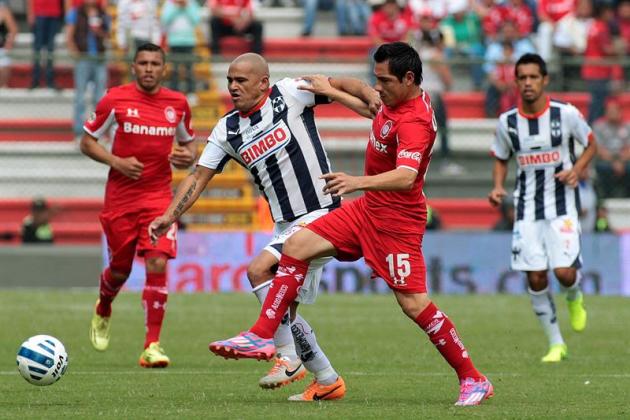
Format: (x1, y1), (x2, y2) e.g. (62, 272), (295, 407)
(133, 83), (161, 96)
(240, 89), (271, 118)
(518, 96), (550, 119)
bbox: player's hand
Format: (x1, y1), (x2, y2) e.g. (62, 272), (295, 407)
(554, 168), (578, 188)
(169, 145), (195, 169)
(297, 74), (333, 96)
(321, 172), (359, 196)
(148, 215), (173, 246)
(365, 88), (382, 118)
(112, 156), (144, 180)
(488, 187), (507, 207)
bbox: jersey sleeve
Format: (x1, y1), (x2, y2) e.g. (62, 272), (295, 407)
(176, 100), (195, 143)
(83, 91), (116, 139)
(490, 117), (512, 160)
(197, 120), (231, 173)
(395, 122), (432, 172)
(567, 104), (592, 147)
(276, 77), (329, 108)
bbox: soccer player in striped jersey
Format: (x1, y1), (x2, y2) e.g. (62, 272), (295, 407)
(489, 53), (597, 363)
(149, 53), (378, 398)
(205, 42), (493, 407)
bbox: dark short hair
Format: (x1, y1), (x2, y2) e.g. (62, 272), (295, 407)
(134, 43), (166, 63)
(31, 197), (49, 212)
(373, 42), (423, 85)
(514, 53), (548, 78)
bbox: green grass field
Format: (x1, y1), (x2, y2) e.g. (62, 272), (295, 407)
(1, 290), (629, 418)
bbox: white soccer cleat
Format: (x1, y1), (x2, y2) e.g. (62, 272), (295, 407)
(259, 356), (307, 389)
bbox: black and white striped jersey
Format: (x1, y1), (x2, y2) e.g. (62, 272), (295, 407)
(491, 98), (593, 221)
(198, 78), (340, 223)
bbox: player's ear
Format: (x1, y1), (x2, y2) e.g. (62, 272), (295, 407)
(542, 74), (549, 88)
(260, 75), (270, 91)
(404, 70), (414, 86)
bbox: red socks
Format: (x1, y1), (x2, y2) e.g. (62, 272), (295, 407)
(415, 302), (482, 381)
(250, 254), (309, 339)
(96, 268), (125, 317)
(142, 272), (168, 349)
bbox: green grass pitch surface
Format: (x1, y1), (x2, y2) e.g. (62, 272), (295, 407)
(1, 290), (629, 418)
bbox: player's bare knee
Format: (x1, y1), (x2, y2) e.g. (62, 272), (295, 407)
(554, 267), (576, 287)
(110, 270), (129, 282)
(397, 293), (431, 319)
(145, 256), (167, 273)
(527, 271), (549, 291)
(247, 262), (273, 287)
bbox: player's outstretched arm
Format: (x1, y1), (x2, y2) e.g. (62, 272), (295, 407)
(79, 133), (144, 180)
(329, 76), (381, 116)
(488, 159), (508, 207)
(148, 165), (217, 243)
(322, 167), (416, 196)
(299, 75), (379, 119)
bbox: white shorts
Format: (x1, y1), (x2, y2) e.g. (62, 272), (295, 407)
(264, 209), (332, 304)
(511, 215), (582, 272)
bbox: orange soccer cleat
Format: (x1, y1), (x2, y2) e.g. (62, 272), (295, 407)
(288, 376), (346, 401)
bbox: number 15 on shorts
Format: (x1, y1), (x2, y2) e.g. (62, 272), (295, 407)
(386, 253), (411, 285)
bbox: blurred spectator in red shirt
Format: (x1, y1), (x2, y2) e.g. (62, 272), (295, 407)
(367, 0), (413, 84)
(27, 0), (63, 89)
(582, 2), (623, 124)
(367, 0), (413, 45)
(617, 0), (630, 83)
(483, 0), (533, 41)
(208, 0), (263, 55)
(536, 0), (576, 60)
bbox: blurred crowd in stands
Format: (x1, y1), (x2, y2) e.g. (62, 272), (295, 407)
(0, 0), (628, 222)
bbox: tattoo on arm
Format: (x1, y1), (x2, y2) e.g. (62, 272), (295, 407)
(173, 179), (197, 218)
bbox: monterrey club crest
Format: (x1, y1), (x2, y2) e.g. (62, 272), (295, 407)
(164, 106), (177, 123)
(272, 96), (286, 114)
(380, 120), (393, 138)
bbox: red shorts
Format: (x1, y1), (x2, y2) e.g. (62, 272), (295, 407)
(100, 208), (177, 275)
(307, 197), (426, 293)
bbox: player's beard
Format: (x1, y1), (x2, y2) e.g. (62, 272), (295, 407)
(138, 76), (160, 93)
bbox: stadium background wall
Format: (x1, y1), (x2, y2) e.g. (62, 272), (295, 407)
(2, 232), (629, 295)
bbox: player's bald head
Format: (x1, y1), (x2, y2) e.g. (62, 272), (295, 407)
(230, 53), (269, 77)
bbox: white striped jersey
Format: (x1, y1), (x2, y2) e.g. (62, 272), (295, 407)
(491, 98), (592, 221)
(198, 78), (340, 223)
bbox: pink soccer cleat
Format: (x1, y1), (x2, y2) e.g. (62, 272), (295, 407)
(209, 331), (276, 361)
(454, 376), (494, 406)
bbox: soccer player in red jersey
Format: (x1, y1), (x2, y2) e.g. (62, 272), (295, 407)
(208, 42), (493, 405)
(80, 43), (196, 367)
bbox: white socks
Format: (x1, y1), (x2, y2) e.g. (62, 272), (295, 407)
(253, 280), (338, 384)
(529, 287), (565, 347)
(565, 271), (582, 302)
(252, 280), (297, 360)
(291, 314), (338, 385)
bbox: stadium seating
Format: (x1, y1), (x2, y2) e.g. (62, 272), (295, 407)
(0, 196), (503, 245)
